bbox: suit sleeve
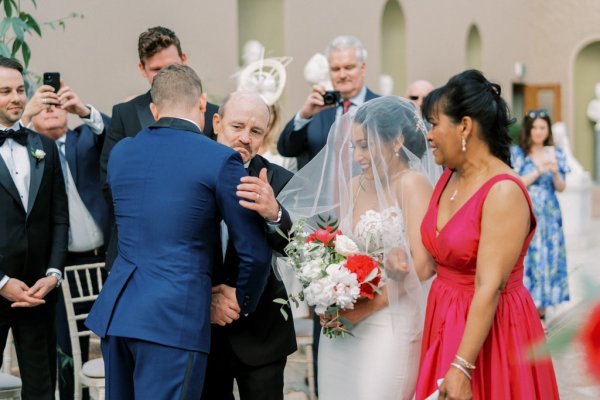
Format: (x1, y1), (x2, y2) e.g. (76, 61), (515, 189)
(266, 205), (292, 254)
(47, 140), (69, 272)
(100, 104), (124, 205)
(216, 153), (272, 315)
(277, 117), (309, 157)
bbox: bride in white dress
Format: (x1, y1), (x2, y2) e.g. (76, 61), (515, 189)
(278, 96), (439, 399)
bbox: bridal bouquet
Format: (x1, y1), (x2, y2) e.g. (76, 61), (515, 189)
(275, 217), (383, 338)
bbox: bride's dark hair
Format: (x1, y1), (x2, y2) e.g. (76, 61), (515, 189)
(354, 96), (427, 159)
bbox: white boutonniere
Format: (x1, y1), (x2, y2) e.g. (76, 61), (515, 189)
(31, 148), (46, 166)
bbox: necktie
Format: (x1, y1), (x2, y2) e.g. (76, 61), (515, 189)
(342, 99), (353, 114)
(0, 128), (27, 146)
(57, 141), (68, 189)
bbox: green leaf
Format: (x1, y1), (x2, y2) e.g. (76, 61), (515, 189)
(21, 41), (30, 66)
(275, 226), (287, 240)
(364, 267), (379, 282)
(31, 0), (38, 8)
(22, 12), (41, 36)
(338, 316), (354, 330)
(272, 298), (288, 305)
(3, 0), (13, 18)
(11, 17), (25, 41)
(0, 18), (10, 37)
(0, 42), (10, 57)
(279, 307), (288, 321)
(10, 38), (20, 55)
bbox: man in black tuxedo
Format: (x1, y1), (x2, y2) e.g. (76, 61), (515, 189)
(100, 26), (219, 268)
(25, 82), (109, 400)
(0, 56), (68, 399)
(202, 92), (297, 400)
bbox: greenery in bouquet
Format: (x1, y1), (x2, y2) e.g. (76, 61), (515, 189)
(274, 216), (382, 338)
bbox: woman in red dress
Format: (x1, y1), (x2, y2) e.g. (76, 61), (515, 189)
(415, 70), (559, 400)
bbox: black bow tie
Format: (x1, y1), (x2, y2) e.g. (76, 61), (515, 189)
(0, 128), (27, 147)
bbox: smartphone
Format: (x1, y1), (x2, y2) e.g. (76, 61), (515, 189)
(43, 72), (60, 93)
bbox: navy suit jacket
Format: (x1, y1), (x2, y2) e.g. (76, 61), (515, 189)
(64, 113), (111, 242)
(277, 88), (379, 167)
(100, 91), (219, 269)
(86, 118), (272, 353)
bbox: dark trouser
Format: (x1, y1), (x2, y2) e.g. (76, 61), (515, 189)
(57, 250), (104, 400)
(312, 310), (320, 396)
(101, 335), (207, 400)
(0, 306), (57, 400)
(202, 333), (287, 400)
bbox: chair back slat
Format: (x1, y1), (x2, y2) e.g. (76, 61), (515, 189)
(61, 262), (106, 400)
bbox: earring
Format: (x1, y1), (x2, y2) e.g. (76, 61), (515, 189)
(461, 137), (467, 152)
(394, 150), (400, 157)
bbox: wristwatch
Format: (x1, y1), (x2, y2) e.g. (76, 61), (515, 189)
(46, 271), (63, 288)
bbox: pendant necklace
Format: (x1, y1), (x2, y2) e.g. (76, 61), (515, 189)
(449, 188), (458, 201)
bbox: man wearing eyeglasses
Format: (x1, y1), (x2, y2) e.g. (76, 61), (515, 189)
(406, 80), (434, 109)
(277, 35), (379, 169)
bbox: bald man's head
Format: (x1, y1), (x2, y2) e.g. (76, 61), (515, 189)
(213, 92), (270, 163)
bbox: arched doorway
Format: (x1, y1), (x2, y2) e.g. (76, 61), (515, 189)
(573, 40), (600, 180)
(466, 24), (482, 70)
(380, 0), (405, 95)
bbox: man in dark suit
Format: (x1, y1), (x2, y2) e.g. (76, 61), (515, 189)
(100, 26), (219, 268)
(0, 56), (69, 399)
(25, 82), (110, 400)
(277, 35), (379, 390)
(202, 92), (297, 400)
(86, 65), (272, 399)
(278, 35), (379, 168)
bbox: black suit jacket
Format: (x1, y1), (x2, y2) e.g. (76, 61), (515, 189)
(64, 113), (111, 243)
(211, 155), (297, 366)
(100, 91), (219, 268)
(0, 129), (69, 315)
(278, 87), (379, 168)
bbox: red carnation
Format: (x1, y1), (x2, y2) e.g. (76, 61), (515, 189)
(579, 300), (600, 383)
(306, 226), (340, 247)
(345, 254), (381, 299)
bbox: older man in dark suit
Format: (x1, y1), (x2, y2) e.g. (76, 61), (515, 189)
(202, 92), (297, 400)
(0, 56), (68, 399)
(100, 26), (219, 268)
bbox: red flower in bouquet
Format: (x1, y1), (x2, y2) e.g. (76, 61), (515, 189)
(579, 300), (600, 382)
(345, 254), (381, 299)
(306, 226), (340, 247)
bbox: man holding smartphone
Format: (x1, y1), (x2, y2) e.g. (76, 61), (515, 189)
(277, 35), (379, 169)
(23, 81), (109, 400)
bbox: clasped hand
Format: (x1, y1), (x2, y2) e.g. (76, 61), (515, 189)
(0, 276), (57, 308)
(210, 284), (241, 326)
(438, 366), (472, 400)
(384, 246), (410, 280)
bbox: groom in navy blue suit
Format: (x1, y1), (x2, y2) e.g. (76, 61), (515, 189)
(86, 64), (272, 399)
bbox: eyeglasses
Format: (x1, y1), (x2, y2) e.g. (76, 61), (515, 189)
(527, 109), (548, 119)
(408, 95), (422, 101)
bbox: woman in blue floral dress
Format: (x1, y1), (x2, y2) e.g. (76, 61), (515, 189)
(510, 109), (569, 322)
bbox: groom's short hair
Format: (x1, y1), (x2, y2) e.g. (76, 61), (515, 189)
(138, 26), (182, 66)
(151, 64), (203, 112)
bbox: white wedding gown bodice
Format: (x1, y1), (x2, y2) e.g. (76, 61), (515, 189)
(318, 207), (421, 400)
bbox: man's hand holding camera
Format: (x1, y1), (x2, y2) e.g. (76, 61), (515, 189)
(299, 85), (338, 119)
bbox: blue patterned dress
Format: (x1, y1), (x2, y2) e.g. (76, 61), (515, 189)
(510, 146), (570, 308)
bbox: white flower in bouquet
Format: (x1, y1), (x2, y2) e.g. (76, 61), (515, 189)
(325, 263), (360, 310)
(334, 234), (360, 257)
(298, 258), (325, 282)
(303, 263), (360, 314)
